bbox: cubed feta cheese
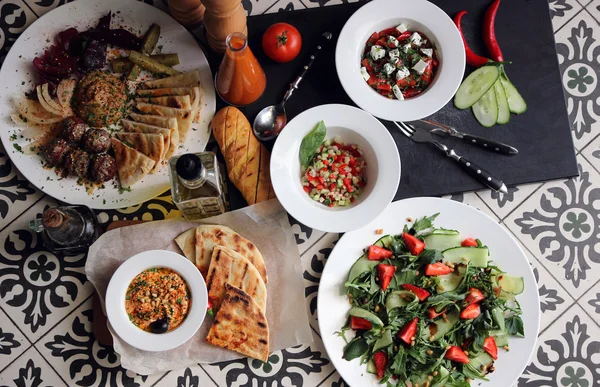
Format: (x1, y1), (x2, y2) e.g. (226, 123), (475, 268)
(388, 36), (399, 47)
(396, 23), (408, 33)
(370, 45), (386, 60)
(360, 66), (370, 81)
(402, 44), (412, 53)
(396, 66), (410, 80)
(412, 59), (428, 75)
(421, 48), (433, 57)
(388, 48), (400, 59)
(392, 84), (404, 100)
(383, 63), (395, 75)
(390, 57), (400, 67)
(410, 32), (422, 46)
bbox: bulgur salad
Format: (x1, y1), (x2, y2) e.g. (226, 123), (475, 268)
(300, 121), (367, 207)
(125, 267), (191, 333)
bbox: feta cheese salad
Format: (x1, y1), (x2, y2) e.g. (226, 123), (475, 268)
(339, 214), (525, 386)
(361, 24), (439, 100)
(299, 121), (366, 207)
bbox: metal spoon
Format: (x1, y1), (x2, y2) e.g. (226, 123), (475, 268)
(253, 32), (333, 141)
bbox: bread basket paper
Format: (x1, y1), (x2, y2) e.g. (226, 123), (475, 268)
(85, 199), (314, 374)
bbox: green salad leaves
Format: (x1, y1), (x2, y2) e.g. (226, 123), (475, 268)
(299, 120), (326, 169)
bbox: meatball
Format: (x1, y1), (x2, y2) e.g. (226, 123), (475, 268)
(90, 153), (117, 183)
(64, 148), (90, 178)
(82, 129), (111, 154)
(59, 117), (86, 144)
(43, 138), (70, 166)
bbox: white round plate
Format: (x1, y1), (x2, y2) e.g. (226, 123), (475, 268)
(105, 250), (207, 352)
(270, 104), (401, 233)
(336, 0), (465, 122)
(0, 0), (216, 209)
(318, 197), (540, 387)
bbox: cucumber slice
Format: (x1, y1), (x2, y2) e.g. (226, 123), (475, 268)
(494, 80), (510, 124)
(431, 228), (460, 235)
(348, 254), (377, 283)
(454, 66), (500, 109)
(366, 359), (377, 374)
(442, 247), (489, 268)
(423, 233), (462, 252)
(497, 274), (525, 295)
(500, 76), (527, 114)
(385, 290), (417, 310)
(472, 86), (498, 128)
(374, 235), (393, 248)
(431, 367), (450, 387)
(468, 352), (494, 376)
(437, 270), (464, 293)
(349, 307), (384, 327)
(491, 330), (509, 347)
(491, 307), (506, 332)
(373, 329), (393, 352)
(422, 309), (459, 341)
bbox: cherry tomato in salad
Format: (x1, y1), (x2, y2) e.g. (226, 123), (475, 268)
(262, 23), (302, 63)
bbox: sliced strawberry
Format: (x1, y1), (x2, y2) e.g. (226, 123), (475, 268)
(465, 288), (485, 305)
(483, 336), (498, 360)
(402, 233), (425, 255)
(461, 238), (478, 247)
(460, 303), (481, 319)
(427, 307), (446, 320)
(372, 351), (388, 379)
(377, 264), (396, 291)
(368, 245), (393, 260)
(425, 262), (453, 276)
(445, 346), (470, 364)
(401, 284), (430, 301)
(397, 318), (418, 345)
(350, 316), (372, 331)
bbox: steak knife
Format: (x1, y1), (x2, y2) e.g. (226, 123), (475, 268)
(409, 120), (519, 155)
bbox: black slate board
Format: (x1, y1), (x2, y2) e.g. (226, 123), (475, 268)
(203, 0), (577, 204)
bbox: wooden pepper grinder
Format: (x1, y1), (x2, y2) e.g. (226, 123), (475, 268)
(168, 0), (206, 28)
(202, 0), (248, 53)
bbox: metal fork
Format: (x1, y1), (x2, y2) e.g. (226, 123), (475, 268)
(394, 121), (508, 193)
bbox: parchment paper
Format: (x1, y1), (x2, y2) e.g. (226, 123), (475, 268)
(85, 199), (313, 375)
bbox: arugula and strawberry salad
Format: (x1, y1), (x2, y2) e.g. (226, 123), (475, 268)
(338, 214), (525, 386)
(361, 24), (438, 100)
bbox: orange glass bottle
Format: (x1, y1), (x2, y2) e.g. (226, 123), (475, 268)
(216, 32), (266, 106)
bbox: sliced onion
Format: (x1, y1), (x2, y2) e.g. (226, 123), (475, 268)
(36, 85), (63, 117)
(41, 83), (65, 115)
(16, 98), (63, 125)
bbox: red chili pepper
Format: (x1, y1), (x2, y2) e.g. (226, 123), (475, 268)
(350, 316), (373, 331)
(401, 284), (430, 301)
(454, 10), (491, 67)
(367, 245), (393, 260)
(484, 0), (504, 61)
(397, 318), (418, 345)
(461, 238), (478, 247)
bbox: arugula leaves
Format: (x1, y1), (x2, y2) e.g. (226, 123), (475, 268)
(410, 213), (439, 236)
(505, 315), (525, 337)
(343, 337), (369, 360)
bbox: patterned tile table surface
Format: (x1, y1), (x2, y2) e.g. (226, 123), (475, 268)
(0, 0), (599, 386)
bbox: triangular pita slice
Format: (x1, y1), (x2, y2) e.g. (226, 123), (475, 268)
(142, 69), (202, 89)
(205, 246), (267, 312)
(115, 133), (164, 173)
(121, 119), (171, 160)
(205, 283), (269, 362)
(194, 225), (267, 283)
(134, 95), (192, 110)
(128, 113), (179, 158)
(136, 86), (202, 121)
(174, 228), (196, 263)
(136, 102), (194, 144)
(111, 138), (155, 188)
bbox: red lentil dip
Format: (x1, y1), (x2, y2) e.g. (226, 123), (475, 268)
(125, 267), (190, 333)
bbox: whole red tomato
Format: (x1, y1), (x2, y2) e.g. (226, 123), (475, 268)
(262, 23), (302, 63)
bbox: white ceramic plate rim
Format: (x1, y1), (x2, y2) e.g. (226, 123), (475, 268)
(105, 250), (207, 352)
(270, 104), (401, 233)
(336, 0), (465, 121)
(0, 0), (216, 209)
(318, 197), (541, 386)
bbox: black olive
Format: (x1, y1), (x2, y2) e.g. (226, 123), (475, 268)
(149, 318), (169, 334)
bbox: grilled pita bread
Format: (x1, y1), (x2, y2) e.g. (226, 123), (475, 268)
(205, 246), (267, 312)
(174, 228), (195, 263)
(256, 145), (273, 203)
(111, 138), (155, 188)
(128, 113), (179, 158)
(195, 225), (268, 283)
(115, 133), (165, 173)
(142, 69), (202, 89)
(205, 283), (269, 362)
(120, 120), (171, 159)
(136, 102), (195, 144)
(136, 87), (202, 121)
(134, 95), (192, 110)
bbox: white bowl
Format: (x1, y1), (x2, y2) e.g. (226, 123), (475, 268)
(270, 104), (401, 233)
(105, 250), (207, 352)
(336, 0), (465, 121)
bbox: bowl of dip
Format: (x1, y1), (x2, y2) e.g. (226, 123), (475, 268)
(105, 250), (207, 352)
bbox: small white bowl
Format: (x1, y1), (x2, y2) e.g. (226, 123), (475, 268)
(336, 0), (465, 122)
(105, 250), (207, 352)
(270, 104), (401, 233)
